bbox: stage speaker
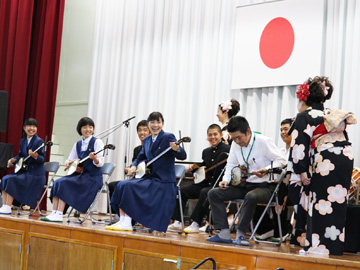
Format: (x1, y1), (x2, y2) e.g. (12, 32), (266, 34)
(0, 91), (8, 132)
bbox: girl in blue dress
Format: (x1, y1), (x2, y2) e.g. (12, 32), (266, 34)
(0, 118), (46, 215)
(107, 112), (187, 232)
(41, 117), (104, 222)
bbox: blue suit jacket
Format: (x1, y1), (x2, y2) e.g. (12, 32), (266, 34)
(131, 130), (186, 183)
(14, 134), (45, 175)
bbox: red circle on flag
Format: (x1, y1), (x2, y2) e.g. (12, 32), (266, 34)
(259, 17), (295, 69)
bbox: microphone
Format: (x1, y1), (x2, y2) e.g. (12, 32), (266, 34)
(287, 117), (297, 136)
(122, 116), (135, 124)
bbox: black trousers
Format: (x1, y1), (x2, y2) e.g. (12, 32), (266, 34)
(208, 182), (275, 233)
(172, 183), (213, 225)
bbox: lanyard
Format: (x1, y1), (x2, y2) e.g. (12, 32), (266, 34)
(240, 134), (255, 168)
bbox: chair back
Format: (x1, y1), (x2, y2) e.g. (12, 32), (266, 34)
(44, 161), (60, 174)
(175, 164), (186, 179)
(350, 167), (360, 201)
(102, 162), (116, 176)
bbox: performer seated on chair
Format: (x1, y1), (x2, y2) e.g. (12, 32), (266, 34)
(108, 120), (150, 199)
(206, 116), (286, 246)
(106, 112), (187, 232)
(168, 124), (230, 233)
(41, 117), (104, 222)
(0, 118), (46, 215)
(253, 118), (293, 242)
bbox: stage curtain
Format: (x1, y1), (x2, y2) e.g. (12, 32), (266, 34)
(0, 0), (65, 210)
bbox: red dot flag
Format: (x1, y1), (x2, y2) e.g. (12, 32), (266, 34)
(231, 0), (325, 89)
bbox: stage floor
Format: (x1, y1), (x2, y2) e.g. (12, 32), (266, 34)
(1, 211), (360, 270)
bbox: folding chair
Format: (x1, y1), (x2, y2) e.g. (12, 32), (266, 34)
(247, 169), (288, 246)
(17, 161), (60, 216)
(167, 164), (187, 233)
(66, 162), (116, 224)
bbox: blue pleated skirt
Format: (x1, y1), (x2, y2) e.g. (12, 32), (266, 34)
(50, 172), (103, 213)
(1, 172), (46, 207)
(110, 177), (177, 232)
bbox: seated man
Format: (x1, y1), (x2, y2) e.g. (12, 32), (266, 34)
(168, 124), (230, 232)
(207, 116), (286, 245)
(108, 120), (150, 199)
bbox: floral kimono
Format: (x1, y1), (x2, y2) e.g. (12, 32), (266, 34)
(288, 103), (356, 255)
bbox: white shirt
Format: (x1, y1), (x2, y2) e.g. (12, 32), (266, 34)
(224, 132), (286, 184)
(67, 136), (104, 167)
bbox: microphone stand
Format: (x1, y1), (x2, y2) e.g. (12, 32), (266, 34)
(123, 118), (132, 178)
(94, 116), (136, 178)
(94, 116), (136, 139)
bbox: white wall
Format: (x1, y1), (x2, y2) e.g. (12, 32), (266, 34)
(51, 0), (97, 164)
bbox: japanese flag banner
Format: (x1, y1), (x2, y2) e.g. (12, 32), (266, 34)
(231, 0), (325, 89)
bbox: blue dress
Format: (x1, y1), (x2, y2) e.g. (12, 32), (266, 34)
(50, 137), (103, 213)
(0, 134), (46, 207)
(111, 130), (187, 232)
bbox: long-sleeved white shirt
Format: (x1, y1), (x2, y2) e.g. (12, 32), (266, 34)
(67, 135), (104, 167)
(224, 132), (286, 184)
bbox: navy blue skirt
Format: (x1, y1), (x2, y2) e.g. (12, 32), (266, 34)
(111, 177), (177, 232)
(1, 172), (46, 207)
(50, 172), (103, 213)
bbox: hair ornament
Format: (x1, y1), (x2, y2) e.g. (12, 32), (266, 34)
(296, 83), (310, 101)
(221, 100), (232, 112)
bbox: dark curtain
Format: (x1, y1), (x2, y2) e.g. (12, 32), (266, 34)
(0, 0), (65, 210)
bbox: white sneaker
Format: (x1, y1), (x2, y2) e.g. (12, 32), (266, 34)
(272, 233), (290, 243)
(43, 213), (63, 222)
(255, 229), (274, 240)
(167, 222), (182, 231)
(106, 221), (133, 231)
(184, 224), (199, 233)
(0, 205), (11, 215)
(106, 220), (122, 230)
(199, 224), (208, 232)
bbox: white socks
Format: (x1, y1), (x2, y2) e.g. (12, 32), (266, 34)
(218, 229), (231, 239)
(122, 216), (132, 227)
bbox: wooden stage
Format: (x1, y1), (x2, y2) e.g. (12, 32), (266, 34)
(0, 212), (360, 270)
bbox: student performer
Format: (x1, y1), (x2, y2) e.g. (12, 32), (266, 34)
(0, 118), (46, 215)
(41, 117), (104, 222)
(216, 99), (240, 145)
(168, 124), (230, 232)
(107, 112), (187, 232)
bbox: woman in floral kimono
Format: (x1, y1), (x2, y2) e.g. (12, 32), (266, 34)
(288, 76), (356, 255)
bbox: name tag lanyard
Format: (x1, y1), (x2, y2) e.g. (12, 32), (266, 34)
(241, 134), (256, 170)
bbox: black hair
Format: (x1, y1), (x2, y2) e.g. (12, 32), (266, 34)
(22, 118), (38, 138)
(218, 99), (240, 118)
(207, 124), (222, 134)
(304, 76), (333, 106)
(23, 118), (38, 127)
(281, 118), (293, 126)
(147, 112), (164, 123)
(227, 116), (250, 134)
(76, 117), (95, 136)
(137, 120), (148, 131)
